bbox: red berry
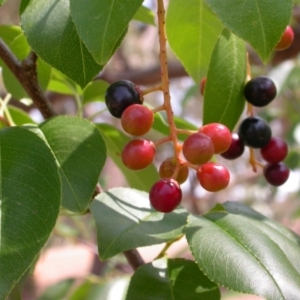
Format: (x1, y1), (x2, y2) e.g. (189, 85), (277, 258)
(200, 77), (206, 96)
(260, 137), (288, 164)
(121, 104), (154, 136)
(263, 162), (290, 186)
(275, 26), (294, 51)
(199, 123), (231, 154)
(182, 132), (214, 165)
(220, 133), (245, 160)
(121, 139), (155, 170)
(149, 178), (182, 213)
(159, 157), (189, 184)
(196, 162), (230, 192)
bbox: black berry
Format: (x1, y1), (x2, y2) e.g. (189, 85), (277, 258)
(263, 162), (290, 186)
(244, 76), (277, 107)
(220, 133), (245, 160)
(105, 80), (143, 118)
(238, 116), (271, 148)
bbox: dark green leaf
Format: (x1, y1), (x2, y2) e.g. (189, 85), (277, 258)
(97, 123), (159, 191)
(83, 80), (109, 104)
(186, 201), (300, 300)
(133, 5), (156, 26)
(70, 0), (143, 65)
(0, 127), (61, 299)
(126, 258), (220, 300)
(166, 0), (223, 83)
(205, 0), (293, 62)
(19, 0), (31, 15)
(90, 187), (188, 260)
(203, 29), (246, 130)
(38, 116), (107, 213)
(21, 0), (103, 88)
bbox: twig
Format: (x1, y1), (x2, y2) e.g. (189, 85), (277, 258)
(0, 39), (56, 119)
(123, 249), (145, 270)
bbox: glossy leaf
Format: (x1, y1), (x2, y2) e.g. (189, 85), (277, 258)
(21, 0), (103, 88)
(97, 124), (159, 191)
(0, 127), (61, 299)
(166, 0), (223, 83)
(39, 116), (106, 213)
(205, 0), (293, 62)
(133, 5), (156, 26)
(83, 80), (109, 104)
(70, 0), (143, 65)
(203, 29), (246, 130)
(126, 258), (220, 300)
(90, 188), (188, 260)
(186, 202), (300, 300)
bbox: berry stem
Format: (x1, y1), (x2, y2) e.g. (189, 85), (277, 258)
(157, 0), (181, 160)
(176, 129), (198, 136)
(142, 84), (163, 95)
(249, 148), (258, 172)
(154, 135), (173, 147)
(152, 104), (166, 113)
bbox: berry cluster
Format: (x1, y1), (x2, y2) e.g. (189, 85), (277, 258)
(105, 80), (233, 213)
(103, 25), (293, 214)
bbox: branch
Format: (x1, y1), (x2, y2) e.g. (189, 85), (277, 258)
(123, 249), (145, 270)
(0, 39), (56, 119)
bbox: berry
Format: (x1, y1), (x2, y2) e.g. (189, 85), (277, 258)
(182, 132), (214, 165)
(260, 137), (288, 164)
(105, 80), (143, 118)
(159, 157), (189, 184)
(275, 26), (294, 51)
(200, 77), (206, 96)
(238, 116), (271, 148)
(196, 162), (230, 192)
(121, 104), (154, 136)
(199, 123), (231, 154)
(121, 139), (155, 170)
(149, 178), (182, 213)
(220, 133), (245, 160)
(244, 76), (277, 107)
(263, 162), (290, 186)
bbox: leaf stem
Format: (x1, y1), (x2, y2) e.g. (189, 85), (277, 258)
(155, 235), (183, 260)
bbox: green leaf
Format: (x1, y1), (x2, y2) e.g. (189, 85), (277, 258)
(21, 0), (103, 88)
(205, 0), (293, 62)
(126, 258), (220, 300)
(19, 0), (30, 15)
(166, 0), (223, 83)
(38, 279), (75, 300)
(8, 106), (35, 126)
(83, 80), (109, 104)
(203, 29), (246, 130)
(37, 116), (106, 213)
(70, 0), (143, 65)
(0, 127), (61, 299)
(97, 123), (159, 191)
(0, 26), (30, 60)
(186, 201), (300, 300)
(153, 113), (197, 140)
(133, 5), (156, 26)
(0, 0), (7, 6)
(90, 188), (188, 260)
